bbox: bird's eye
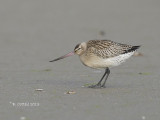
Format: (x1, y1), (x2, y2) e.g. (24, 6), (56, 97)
(75, 48), (81, 51)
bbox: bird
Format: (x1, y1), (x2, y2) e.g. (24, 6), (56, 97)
(50, 40), (140, 88)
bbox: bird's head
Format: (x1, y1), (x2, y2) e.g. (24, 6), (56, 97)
(49, 42), (87, 62)
(74, 42), (87, 55)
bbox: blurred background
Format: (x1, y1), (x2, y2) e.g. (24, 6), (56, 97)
(0, 0), (160, 120)
(0, 0), (160, 68)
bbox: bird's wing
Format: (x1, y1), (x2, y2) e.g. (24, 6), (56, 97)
(87, 40), (139, 58)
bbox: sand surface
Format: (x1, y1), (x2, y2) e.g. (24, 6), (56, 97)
(0, 0), (160, 120)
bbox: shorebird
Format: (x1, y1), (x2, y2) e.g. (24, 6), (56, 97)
(50, 40), (140, 88)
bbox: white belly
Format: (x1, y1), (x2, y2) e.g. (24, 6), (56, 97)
(104, 51), (135, 67)
(80, 51), (135, 68)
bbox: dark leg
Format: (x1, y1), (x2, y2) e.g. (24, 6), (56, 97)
(101, 68), (110, 88)
(88, 68), (108, 88)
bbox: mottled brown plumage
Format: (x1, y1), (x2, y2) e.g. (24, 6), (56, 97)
(86, 40), (134, 58)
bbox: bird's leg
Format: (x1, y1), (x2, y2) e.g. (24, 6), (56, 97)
(96, 68), (108, 85)
(101, 68), (110, 88)
(88, 68), (108, 88)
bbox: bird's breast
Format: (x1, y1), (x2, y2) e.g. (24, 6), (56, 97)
(79, 51), (135, 68)
(79, 54), (111, 68)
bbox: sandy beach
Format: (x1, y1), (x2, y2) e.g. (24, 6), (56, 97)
(0, 0), (160, 120)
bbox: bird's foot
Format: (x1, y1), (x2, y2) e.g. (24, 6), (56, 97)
(88, 84), (106, 88)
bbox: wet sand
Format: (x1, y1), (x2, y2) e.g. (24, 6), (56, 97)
(0, 0), (160, 120)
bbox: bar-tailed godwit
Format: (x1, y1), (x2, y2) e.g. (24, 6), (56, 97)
(50, 40), (140, 88)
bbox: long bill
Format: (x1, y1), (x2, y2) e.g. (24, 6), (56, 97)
(49, 51), (75, 62)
